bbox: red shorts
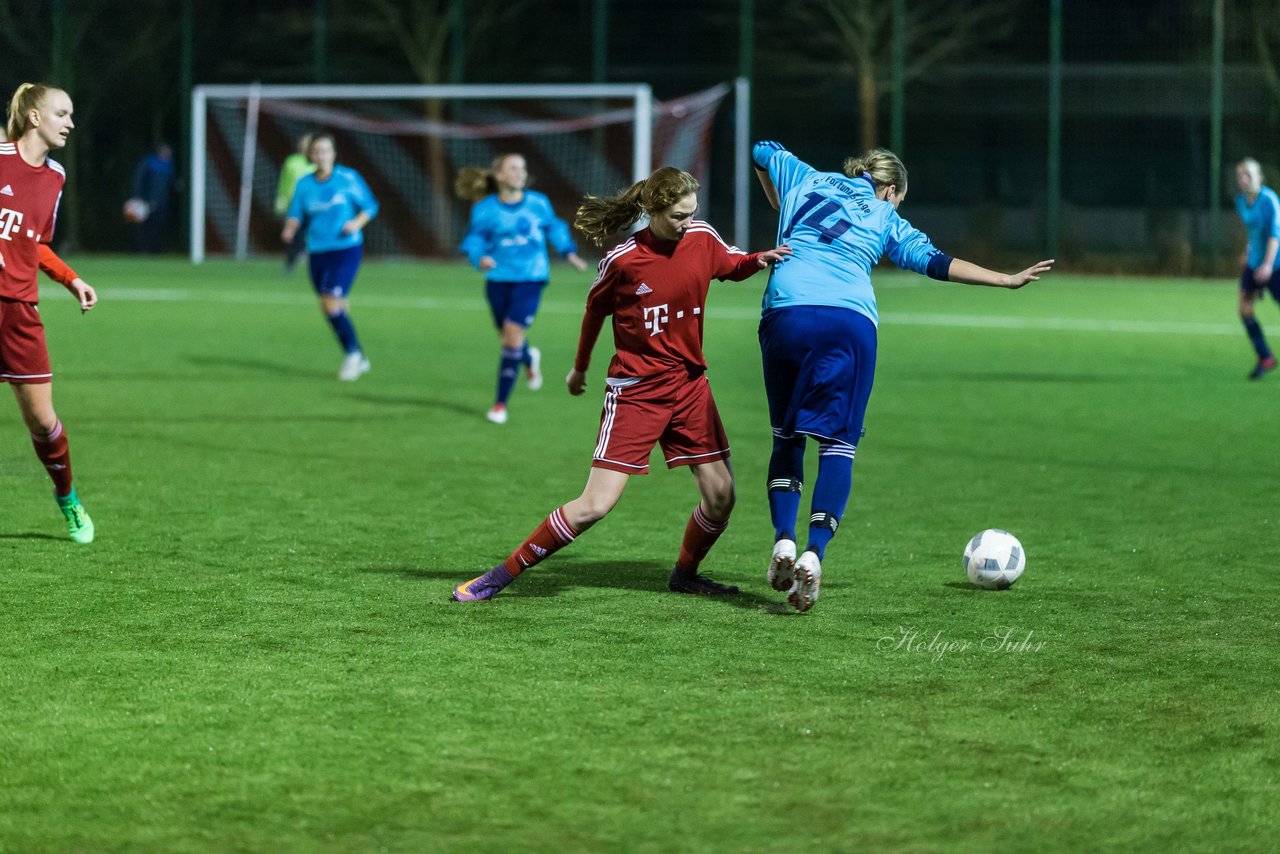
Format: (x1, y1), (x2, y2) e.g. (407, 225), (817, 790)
(591, 368), (730, 475)
(0, 298), (52, 384)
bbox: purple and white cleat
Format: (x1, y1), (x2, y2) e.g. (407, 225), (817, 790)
(451, 566), (515, 602)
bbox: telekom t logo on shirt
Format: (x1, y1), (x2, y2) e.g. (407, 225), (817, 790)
(0, 208), (23, 241)
(644, 303), (669, 336)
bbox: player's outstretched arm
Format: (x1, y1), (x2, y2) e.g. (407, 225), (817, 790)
(755, 244), (791, 268)
(948, 258), (1054, 289)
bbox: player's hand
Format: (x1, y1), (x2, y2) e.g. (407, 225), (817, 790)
(478, 256), (497, 272)
(70, 278), (97, 313)
(567, 252), (588, 272)
(341, 219), (362, 235)
(566, 368), (587, 396)
(1254, 264), (1274, 284)
(0, 250), (5, 269)
(1004, 259), (1055, 289)
(757, 244), (791, 267)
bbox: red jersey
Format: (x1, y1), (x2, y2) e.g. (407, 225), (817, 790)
(575, 222), (765, 380)
(0, 142), (66, 302)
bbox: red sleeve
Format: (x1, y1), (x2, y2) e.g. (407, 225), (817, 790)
(573, 311), (607, 373)
(717, 251), (765, 282)
(38, 244), (80, 287)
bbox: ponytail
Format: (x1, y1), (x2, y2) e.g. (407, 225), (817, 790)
(455, 153), (525, 202)
(454, 166), (495, 202)
(6, 82), (58, 141)
(575, 166), (700, 247)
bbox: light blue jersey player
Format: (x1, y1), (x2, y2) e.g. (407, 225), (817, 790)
(752, 140), (1054, 612)
(457, 153), (587, 424)
(282, 133), (379, 381)
(1233, 157), (1280, 380)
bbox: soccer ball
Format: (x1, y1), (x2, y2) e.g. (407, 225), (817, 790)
(123, 198), (151, 223)
(963, 529), (1026, 589)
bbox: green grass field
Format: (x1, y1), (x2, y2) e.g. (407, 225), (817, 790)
(1, 256), (1277, 852)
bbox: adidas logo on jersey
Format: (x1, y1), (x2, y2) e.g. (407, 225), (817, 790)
(0, 185), (12, 197)
(635, 283), (653, 295)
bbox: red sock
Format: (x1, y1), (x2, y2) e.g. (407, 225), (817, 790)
(502, 506), (579, 576)
(675, 503), (728, 574)
(31, 420), (74, 497)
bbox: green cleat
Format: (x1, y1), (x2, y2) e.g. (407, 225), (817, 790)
(56, 489), (94, 544)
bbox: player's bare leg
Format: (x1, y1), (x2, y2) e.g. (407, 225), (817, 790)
(12, 383), (93, 543)
(669, 459), (739, 595)
(453, 468), (630, 601)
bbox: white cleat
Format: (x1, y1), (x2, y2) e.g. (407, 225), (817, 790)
(788, 550), (822, 613)
(526, 346), (543, 391)
(486, 403), (509, 424)
(338, 352), (370, 381)
(768, 538), (797, 591)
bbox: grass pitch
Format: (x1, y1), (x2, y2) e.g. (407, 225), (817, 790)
(1, 256), (1277, 852)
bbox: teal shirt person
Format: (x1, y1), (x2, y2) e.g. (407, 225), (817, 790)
(286, 165), (380, 254)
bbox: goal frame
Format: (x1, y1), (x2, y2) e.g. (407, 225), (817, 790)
(189, 81), (752, 263)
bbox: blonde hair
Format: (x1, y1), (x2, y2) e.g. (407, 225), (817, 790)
(6, 82), (62, 141)
(843, 148), (908, 197)
(575, 167), (700, 246)
(454, 153), (523, 202)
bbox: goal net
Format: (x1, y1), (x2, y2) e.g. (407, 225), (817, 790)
(189, 82), (746, 262)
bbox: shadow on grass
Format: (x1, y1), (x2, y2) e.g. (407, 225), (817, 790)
(343, 392), (480, 418)
(361, 557), (792, 614)
(0, 531), (66, 541)
(185, 354), (332, 379)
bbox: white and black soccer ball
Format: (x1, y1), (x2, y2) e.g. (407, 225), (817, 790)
(963, 529), (1026, 589)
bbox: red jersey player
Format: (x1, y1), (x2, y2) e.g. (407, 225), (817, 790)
(2, 83), (97, 543)
(453, 166), (788, 601)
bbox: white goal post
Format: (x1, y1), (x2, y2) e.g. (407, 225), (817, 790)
(189, 81), (751, 263)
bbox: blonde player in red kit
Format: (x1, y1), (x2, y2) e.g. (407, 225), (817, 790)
(453, 166), (789, 601)
(2, 83), (97, 543)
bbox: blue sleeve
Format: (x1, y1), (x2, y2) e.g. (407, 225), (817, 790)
(539, 194), (577, 256)
(459, 201), (492, 267)
(1265, 193), (1280, 240)
(753, 140), (815, 200)
(351, 170), (379, 220)
(886, 212), (952, 280)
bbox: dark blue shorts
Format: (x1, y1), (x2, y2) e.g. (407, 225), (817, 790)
(759, 305), (878, 447)
(309, 245), (363, 298)
(1238, 265), (1280, 302)
(486, 280), (547, 329)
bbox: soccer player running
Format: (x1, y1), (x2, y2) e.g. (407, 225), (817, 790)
(1, 83), (98, 543)
(753, 141), (1052, 612)
(452, 166), (789, 601)
(280, 133), (379, 381)
(456, 153), (588, 424)
(1233, 157), (1280, 380)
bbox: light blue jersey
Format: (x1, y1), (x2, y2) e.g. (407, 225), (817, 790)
(287, 165), (379, 254)
(459, 191), (577, 283)
(753, 141), (950, 326)
(1235, 186), (1280, 269)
